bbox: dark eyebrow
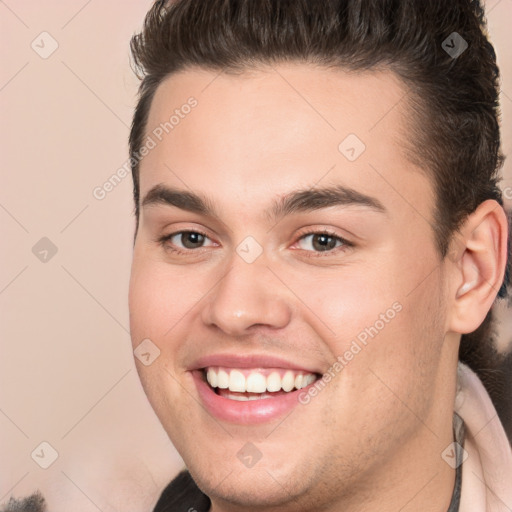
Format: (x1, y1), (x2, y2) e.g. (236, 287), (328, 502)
(141, 183), (386, 220)
(142, 184), (218, 217)
(268, 184), (386, 221)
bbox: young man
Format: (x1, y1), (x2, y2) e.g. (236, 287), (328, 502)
(128, 1), (512, 511)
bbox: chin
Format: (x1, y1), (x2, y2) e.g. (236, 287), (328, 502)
(193, 465), (310, 510)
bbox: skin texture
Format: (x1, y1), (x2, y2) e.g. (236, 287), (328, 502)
(128, 64), (508, 512)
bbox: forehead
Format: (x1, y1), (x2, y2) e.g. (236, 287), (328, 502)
(140, 63), (434, 223)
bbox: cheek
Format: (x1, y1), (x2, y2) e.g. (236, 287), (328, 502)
(285, 261), (405, 348)
(287, 256), (445, 394)
(128, 254), (206, 346)
(129, 255), (199, 432)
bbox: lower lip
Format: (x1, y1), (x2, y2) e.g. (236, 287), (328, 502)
(191, 370), (314, 425)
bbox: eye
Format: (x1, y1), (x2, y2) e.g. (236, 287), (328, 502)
(158, 230), (216, 252)
(295, 230), (352, 253)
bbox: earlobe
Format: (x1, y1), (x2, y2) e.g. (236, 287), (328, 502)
(448, 200), (508, 334)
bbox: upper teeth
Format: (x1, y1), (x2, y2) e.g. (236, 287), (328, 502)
(205, 367), (317, 393)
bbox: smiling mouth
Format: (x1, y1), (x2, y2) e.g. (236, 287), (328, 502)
(202, 366), (321, 401)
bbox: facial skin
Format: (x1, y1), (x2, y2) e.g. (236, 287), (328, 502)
(129, 64), (508, 512)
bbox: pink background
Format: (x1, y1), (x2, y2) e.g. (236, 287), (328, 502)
(1, 1), (511, 510)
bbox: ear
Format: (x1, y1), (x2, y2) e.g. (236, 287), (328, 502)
(447, 200), (509, 334)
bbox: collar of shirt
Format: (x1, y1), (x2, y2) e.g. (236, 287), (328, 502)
(456, 362), (512, 512)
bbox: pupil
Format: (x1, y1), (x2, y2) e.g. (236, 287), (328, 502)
(313, 234), (336, 251)
(183, 232), (204, 249)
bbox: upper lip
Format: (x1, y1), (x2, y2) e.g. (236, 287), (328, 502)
(189, 353), (322, 374)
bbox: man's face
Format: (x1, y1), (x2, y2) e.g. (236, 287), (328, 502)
(129, 64), (456, 510)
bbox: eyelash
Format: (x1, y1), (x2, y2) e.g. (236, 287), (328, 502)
(157, 230), (212, 256)
(157, 229), (354, 257)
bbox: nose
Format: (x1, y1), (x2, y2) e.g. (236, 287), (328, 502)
(200, 254), (292, 336)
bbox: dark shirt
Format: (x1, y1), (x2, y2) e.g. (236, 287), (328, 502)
(152, 470), (211, 512)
